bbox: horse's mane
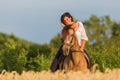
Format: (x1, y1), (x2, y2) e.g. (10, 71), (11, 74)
(61, 26), (70, 42)
(61, 25), (74, 39)
(61, 22), (78, 41)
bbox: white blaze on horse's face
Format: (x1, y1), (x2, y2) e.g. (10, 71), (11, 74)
(66, 28), (74, 45)
(62, 28), (74, 56)
(64, 29), (74, 44)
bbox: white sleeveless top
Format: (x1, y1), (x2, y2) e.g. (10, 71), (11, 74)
(75, 22), (88, 46)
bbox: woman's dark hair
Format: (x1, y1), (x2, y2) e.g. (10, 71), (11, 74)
(60, 12), (74, 25)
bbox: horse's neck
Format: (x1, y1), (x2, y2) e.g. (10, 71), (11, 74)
(70, 35), (81, 65)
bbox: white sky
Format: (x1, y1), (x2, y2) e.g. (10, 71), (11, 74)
(0, 0), (120, 44)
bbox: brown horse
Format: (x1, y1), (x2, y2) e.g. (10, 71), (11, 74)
(61, 26), (88, 72)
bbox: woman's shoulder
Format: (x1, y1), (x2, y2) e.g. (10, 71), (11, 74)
(78, 21), (83, 26)
(77, 21), (85, 29)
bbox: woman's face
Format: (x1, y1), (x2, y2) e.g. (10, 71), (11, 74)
(63, 16), (73, 25)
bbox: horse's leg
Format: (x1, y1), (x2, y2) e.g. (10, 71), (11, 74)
(72, 53), (88, 72)
(71, 52), (81, 65)
(63, 56), (73, 72)
(79, 53), (88, 72)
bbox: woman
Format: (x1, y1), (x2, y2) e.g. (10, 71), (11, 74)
(61, 12), (87, 52)
(50, 12), (92, 72)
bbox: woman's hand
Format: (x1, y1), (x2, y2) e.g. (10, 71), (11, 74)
(80, 47), (84, 52)
(80, 39), (87, 52)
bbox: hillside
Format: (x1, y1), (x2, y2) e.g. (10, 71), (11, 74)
(0, 32), (54, 73)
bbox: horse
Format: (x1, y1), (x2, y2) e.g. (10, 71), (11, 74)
(61, 26), (88, 72)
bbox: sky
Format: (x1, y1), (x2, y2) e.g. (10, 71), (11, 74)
(0, 0), (120, 44)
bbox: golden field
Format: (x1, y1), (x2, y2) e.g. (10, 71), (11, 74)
(0, 65), (120, 80)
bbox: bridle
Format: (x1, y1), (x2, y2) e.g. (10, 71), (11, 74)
(62, 28), (83, 56)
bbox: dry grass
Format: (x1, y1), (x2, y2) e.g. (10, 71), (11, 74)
(0, 65), (120, 80)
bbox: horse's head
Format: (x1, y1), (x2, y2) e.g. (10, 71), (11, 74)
(61, 26), (76, 56)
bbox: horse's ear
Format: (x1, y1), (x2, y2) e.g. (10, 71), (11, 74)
(61, 23), (65, 28)
(61, 27), (68, 41)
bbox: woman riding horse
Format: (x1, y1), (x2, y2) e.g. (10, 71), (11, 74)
(61, 26), (88, 72)
(50, 12), (92, 72)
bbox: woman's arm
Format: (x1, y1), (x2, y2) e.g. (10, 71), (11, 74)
(79, 22), (88, 52)
(80, 39), (87, 52)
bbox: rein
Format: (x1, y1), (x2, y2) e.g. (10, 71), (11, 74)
(70, 49), (83, 53)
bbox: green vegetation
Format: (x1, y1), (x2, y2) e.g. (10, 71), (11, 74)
(0, 15), (120, 73)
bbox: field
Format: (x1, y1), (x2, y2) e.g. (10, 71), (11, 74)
(0, 65), (120, 80)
